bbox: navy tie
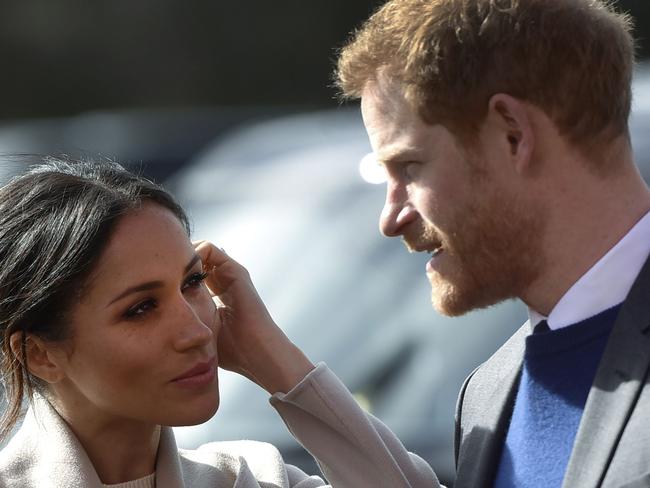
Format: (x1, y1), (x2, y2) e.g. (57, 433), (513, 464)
(533, 320), (550, 334)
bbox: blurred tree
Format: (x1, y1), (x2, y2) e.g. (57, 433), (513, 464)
(0, 0), (646, 120)
(0, 0), (383, 119)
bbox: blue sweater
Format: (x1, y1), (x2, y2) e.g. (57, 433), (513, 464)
(493, 305), (621, 488)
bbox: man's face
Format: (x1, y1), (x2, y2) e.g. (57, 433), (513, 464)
(361, 80), (544, 316)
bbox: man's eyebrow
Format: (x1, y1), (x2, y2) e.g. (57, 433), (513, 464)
(106, 254), (202, 307)
(376, 147), (421, 167)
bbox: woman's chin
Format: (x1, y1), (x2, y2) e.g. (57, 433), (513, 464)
(167, 391), (220, 427)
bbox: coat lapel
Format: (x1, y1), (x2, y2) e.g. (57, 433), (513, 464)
(7, 401), (272, 488)
(155, 427), (186, 488)
(19, 396), (105, 488)
(562, 255), (650, 488)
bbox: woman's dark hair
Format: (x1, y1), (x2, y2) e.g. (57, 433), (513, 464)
(0, 157), (190, 441)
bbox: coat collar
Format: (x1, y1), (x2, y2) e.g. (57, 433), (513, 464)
(0, 395), (269, 488)
(1, 395), (104, 487)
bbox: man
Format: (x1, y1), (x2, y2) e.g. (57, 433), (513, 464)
(336, 0), (650, 486)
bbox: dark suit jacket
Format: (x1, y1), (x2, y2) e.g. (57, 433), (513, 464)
(453, 254), (650, 488)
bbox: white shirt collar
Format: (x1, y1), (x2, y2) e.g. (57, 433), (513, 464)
(528, 210), (650, 331)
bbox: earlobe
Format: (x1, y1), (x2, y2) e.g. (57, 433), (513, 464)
(488, 93), (535, 174)
(9, 332), (67, 384)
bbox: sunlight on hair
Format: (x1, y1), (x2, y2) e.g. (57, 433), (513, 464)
(359, 152), (386, 184)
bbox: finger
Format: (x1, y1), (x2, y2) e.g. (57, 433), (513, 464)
(217, 303), (234, 327)
(193, 241), (248, 296)
(194, 241), (229, 268)
(193, 242), (225, 295)
(195, 241), (250, 279)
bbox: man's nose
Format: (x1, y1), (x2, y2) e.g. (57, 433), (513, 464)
(379, 182), (417, 237)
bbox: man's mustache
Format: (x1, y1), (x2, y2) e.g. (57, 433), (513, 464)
(401, 227), (444, 253)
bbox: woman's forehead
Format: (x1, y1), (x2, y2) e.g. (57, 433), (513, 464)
(86, 205), (194, 294)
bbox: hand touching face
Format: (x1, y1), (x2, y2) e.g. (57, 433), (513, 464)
(194, 241), (314, 394)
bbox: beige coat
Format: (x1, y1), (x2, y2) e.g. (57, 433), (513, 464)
(0, 364), (441, 487)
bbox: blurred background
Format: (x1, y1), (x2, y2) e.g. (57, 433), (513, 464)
(1, 1), (650, 486)
(1, 0), (649, 119)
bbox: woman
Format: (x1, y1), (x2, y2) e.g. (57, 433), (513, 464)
(0, 159), (439, 487)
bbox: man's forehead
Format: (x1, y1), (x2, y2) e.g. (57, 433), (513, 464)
(361, 75), (408, 117)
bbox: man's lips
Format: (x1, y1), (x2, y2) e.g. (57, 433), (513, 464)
(408, 242), (444, 255)
(172, 356), (217, 382)
(406, 242), (445, 273)
(426, 249), (445, 272)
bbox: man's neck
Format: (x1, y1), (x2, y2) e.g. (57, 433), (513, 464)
(521, 159), (650, 316)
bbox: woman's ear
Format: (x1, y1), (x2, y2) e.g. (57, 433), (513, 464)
(9, 332), (67, 384)
(486, 93), (535, 175)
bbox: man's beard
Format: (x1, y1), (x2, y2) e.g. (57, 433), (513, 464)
(404, 181), (545, 317)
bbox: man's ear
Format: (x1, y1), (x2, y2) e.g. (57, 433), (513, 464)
(9, 332), (67, 384)
(486, 93), (535, 174)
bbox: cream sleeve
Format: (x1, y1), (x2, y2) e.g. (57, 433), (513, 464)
(270, 363), (444, 488)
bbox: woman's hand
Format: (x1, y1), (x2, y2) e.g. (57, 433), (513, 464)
(193, 241), (315, 394)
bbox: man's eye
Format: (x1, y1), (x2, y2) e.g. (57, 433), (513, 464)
(124, 299), (157, 319)
(404, 162), (421, 180)
(182, 271), (208, 291)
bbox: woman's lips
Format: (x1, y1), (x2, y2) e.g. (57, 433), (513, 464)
(172, 357), (217, 387)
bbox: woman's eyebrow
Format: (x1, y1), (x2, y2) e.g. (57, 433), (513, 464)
(107, 281), (164, 307)
(184, 254), (201, 273)
(106, 254), (201, 307)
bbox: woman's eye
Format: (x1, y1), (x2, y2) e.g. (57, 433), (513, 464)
(121, 272), (208, 321)
(124, 299), (157, 319)
(182, 271), (208, 291)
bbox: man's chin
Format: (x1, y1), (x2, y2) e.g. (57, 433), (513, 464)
(430, 288), (471, 317)
(428, 273), (499, 317)
(429, 275), (468, 317)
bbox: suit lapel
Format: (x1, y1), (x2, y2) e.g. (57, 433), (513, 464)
(454, 323), (528, 488)
(562, 255), (650, 488)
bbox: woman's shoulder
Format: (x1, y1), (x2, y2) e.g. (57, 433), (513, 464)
(0, 413), (39, 485)
(178, 441), (326, 487)
(180, 439), (284, 466)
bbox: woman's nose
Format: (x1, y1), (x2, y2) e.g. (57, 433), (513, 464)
(172, 298), (214, 352)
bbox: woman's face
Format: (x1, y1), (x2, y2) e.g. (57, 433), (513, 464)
(50, 203), (220, 427)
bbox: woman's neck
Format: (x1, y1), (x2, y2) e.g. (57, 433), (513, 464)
(53, 399), (161, 485)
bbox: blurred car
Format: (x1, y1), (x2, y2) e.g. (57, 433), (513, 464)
(0, 106), (295, 185)
(168, 66), (650, 486)
(167, 109), (528, 485)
